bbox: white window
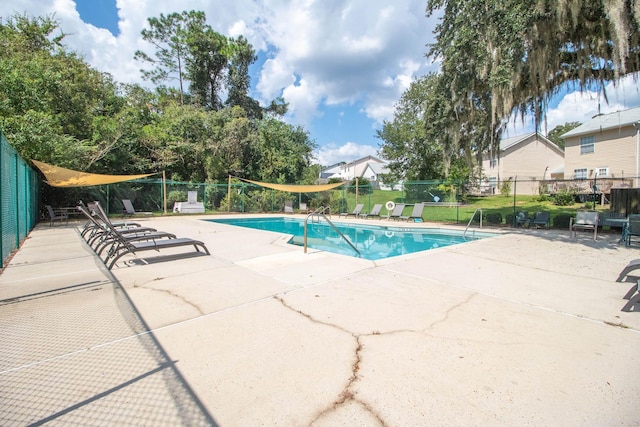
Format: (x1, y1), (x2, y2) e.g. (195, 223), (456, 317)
(574, 168), (588, 179)
(490, 157), (498, 168)
(595, 167), (609, 177)
(580, 136), (595, 154)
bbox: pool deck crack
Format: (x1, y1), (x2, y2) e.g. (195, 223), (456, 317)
(426, 292), (476, 331)
(274, 296), (388, 426)
(134, 278), (204, 315)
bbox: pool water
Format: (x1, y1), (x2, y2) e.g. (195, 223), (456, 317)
(207, 217), (496, 261)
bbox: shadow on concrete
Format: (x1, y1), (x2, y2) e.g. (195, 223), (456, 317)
(0, 276), (219, 426)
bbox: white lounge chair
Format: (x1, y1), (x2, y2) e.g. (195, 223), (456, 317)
(569, 210), (598, 240)
(284, 201), (294, 213)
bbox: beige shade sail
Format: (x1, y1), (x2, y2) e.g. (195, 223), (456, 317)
(32, 160), (156, 187)
(237, 177), (344, 193)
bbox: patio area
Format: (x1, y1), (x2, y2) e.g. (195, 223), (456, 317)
(1, 215), (639, 426)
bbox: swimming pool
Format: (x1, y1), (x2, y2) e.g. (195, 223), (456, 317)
(207, 217), (496, 261)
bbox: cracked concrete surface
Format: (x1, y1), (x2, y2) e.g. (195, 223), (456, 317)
(2, 215), (640, 426)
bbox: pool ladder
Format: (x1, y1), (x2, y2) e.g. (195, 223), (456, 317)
(304, 207), (361, 257)
(463, 208), (482, 238)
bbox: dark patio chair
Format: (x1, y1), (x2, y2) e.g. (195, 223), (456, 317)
(531, 211), (550, 229)
(45, 205), (68, 226)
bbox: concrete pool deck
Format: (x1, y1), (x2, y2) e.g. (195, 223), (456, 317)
(1, 214), (639, 426)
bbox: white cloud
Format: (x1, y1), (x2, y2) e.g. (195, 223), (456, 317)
(314, 142), (379, 166)
(505, 74), (640, 137)
(4, 0), (436, 129)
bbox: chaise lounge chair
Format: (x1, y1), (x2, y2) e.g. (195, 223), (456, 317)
(284, 201), (294, 214)
(122, 199), (152, 218)
(360, 204), (383, 219)
(89, 209), (210, 269)
(569, 210), (598, 240)
(77, 205), (177, 255)
(340, 203), (364, 218)
(616, 259), (640, 282)
(82, 201), (152, 244)
(400, 203), (425, 222)
(388, 203), (406, 221)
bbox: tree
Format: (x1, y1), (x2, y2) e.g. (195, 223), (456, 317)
(185, 17), (230, 110)
(547, 122), (580, 149)
(0, 14), (120, 168)
(378, 73), (464, 179)
(137, 10), (286, 117)
(225, 36), (262, 117)
(427, 0), (640, 143)
(134, 11), (200, 105)
(255, 117), (316, 183)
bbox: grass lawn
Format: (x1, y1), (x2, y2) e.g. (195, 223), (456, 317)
(339, 191), (611, 228)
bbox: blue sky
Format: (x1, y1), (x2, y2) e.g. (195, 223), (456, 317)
(4, 0), (640, 166)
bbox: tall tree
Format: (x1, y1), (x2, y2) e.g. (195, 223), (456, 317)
(0, 14), (118, 168)
(547, 122), (581, 149)
(185, 17), (229, 110)
(225, 36), (262, 118)
(427, 0), (640, 144)
(134, 11), (199, 105)
(378, 73), (464, 179)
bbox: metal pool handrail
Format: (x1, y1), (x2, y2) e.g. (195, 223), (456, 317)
(464, 208), (483, 238)
(304, 207), (361, 257)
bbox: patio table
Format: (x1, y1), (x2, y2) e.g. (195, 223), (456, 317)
(605, 217), (629, 244)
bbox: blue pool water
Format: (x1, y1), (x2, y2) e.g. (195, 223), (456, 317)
(207, 217), (496, 261)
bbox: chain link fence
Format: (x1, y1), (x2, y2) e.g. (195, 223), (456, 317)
(40, 175), (634, 229)
(0, 132), (39, 268)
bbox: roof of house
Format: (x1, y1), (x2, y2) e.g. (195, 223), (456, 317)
(561, 106), (640, 138)
(320, 155), (387, 174)
(499, 132), (563, 155)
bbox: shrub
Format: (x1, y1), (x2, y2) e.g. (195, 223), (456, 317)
(347, 177), (372, 195)
(553, 188), (576, 206)
(167, 190), (187, 206)
(552, 213), (572, 228)
(535, 194), (552, 202)
(499, 180), (511, 196)
(486, 212), (503, 224)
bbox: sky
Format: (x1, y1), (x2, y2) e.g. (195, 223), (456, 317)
(3, 0), (640, 166)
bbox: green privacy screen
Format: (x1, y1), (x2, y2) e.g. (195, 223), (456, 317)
(1, 132), (40, 268)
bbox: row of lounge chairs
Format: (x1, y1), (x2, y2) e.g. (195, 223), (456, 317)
(339, 203), (425, 222)
(78, 201), (209, 269)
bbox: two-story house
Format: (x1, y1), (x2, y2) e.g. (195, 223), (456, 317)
(481, 132), (565, 195)
(319, 155), (392, 189)
(561, 107), (640, 187)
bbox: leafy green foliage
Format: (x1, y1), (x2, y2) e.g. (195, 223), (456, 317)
(499, 180), (511, 196)
(377, 73), (454, 179)
(347, 178), (372, 195)
(1, 12), (315, 190)
(427, 0), (639, 141)
(485, 212), (503, 224)
(547, 122), (580, 149)
(553, 188), (577, 206)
